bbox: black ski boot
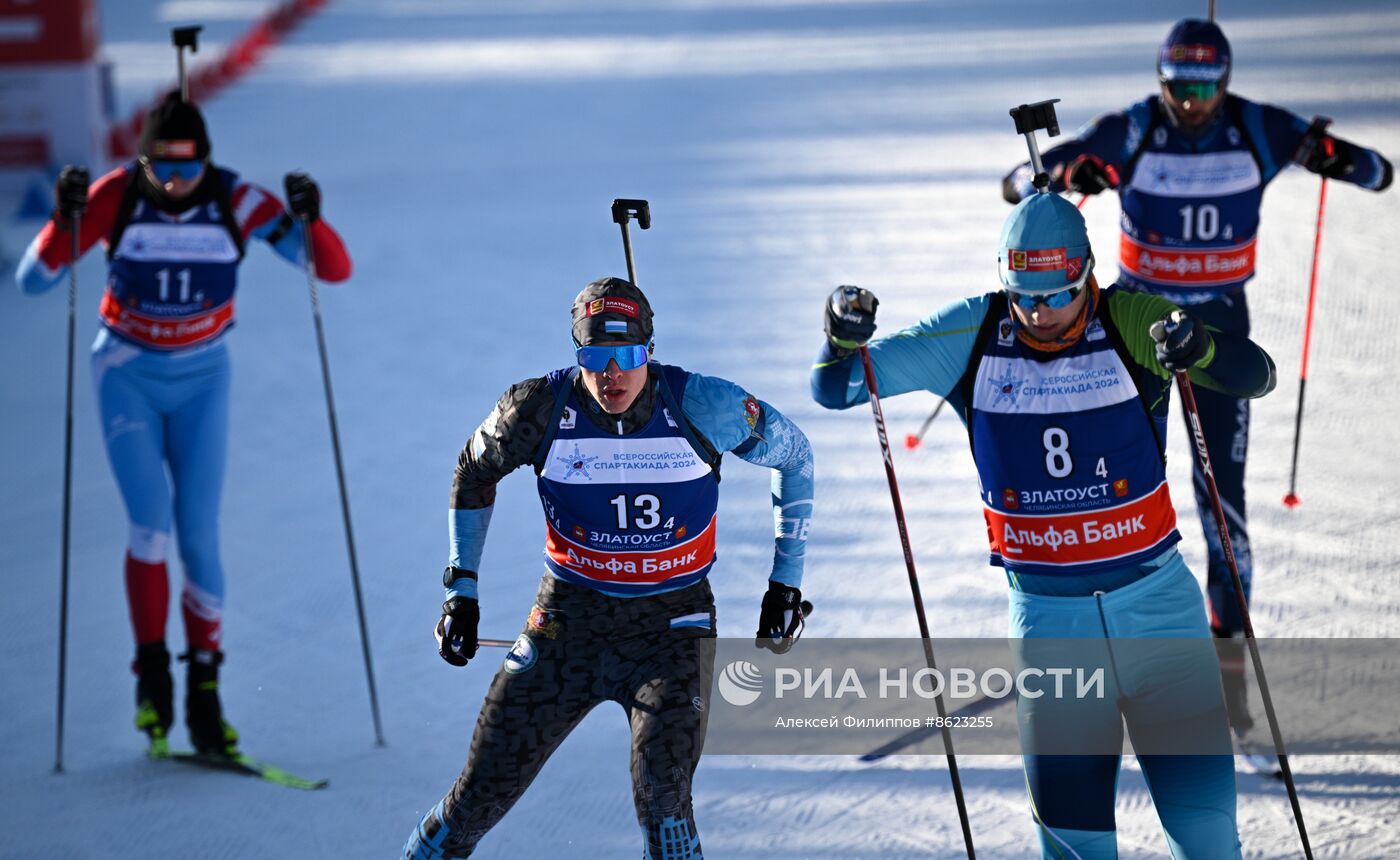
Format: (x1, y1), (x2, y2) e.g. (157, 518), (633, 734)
(133, 642), (174, 754)
(1213, 627), (1254, 735)
(182, 649), (239, 757)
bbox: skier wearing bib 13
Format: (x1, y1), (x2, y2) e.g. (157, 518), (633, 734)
(404, 277), (815, 859)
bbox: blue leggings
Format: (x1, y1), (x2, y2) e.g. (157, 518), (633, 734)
(92, 330), (230, 643)
(1009, 553), (1241, 859)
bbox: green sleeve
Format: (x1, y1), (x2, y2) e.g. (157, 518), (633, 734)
(1105, 290), (1277, 399)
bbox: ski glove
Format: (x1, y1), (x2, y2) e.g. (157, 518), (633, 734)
(1150, 309), (1212, 372)
(436, 596), (480, 667)
(1065, 154), (1119, 196)
(284, 172), (321, 223)
(54, 165), (90, 222)
(1300, 135), (1355, 181)
(755, 582), (805, 654)
(825, 285), (879, 353)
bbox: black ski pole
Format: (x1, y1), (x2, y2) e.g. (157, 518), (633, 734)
(1177, 369), (1313, 859)
(858, 345), (976, 859)
(54, 203), (84, 775)
(610, 198), (650, 285)
(289, 180), (384, 748)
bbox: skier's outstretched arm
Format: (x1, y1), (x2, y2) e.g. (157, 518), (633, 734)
(1245, 99), (1393, 191)
(239, 174), (353, 282)
(1108, 290), (1276, 399)
(811, 288), (989, 409)
(1001, 110), (1132, 203)
(16, 166), (128, 294)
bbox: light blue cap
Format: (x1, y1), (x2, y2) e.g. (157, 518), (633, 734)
(996, 192), (1094, 294)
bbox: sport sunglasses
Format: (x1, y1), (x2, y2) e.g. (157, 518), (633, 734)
(145, 158), (205, 182)
(1008, 286), (1082, 312)
(1163, 79), (1221, 102)
(575, 343), (651, 372)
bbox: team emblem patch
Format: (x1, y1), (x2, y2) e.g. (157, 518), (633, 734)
(675, 525), (688, 539)
(1114, 478), (1129, 497)
(1008, 247), (1066, 273)
(988, 368), (1024, 407)
(586, 297), (640, 318)
(527, 606), (563, 639)
(554, 443), (599, 480)
(504, 635), (538, 674)
(743, 396), (761, 428)
(572, 525), (586, 540)
(1003, 488), (1019, 510)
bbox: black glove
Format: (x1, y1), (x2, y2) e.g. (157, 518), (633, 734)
(436, 596), (480, 667)
(1300, 135), (1354, 180)
(755, 582), (805, 654)
(1150, 309), (1212, 372)
(283, 172), (321, 223)
(54, 165), (90, 221)
(1064, 154), (1119, 196)
(824, 285), (878, 353)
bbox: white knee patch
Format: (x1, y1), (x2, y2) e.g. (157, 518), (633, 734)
(129, 526), (170, 563)
(181, 581), (224, 621)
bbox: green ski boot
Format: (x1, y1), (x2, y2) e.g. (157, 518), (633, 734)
(133, 642), (174, 756)
(182, 649), (239, 757)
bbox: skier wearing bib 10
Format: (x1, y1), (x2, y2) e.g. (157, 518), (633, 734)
(16, 91), (352, 758)
(404, 277), (815, 859)
(812, 191), (1276, 857)
(1001, 18), (1392, 747)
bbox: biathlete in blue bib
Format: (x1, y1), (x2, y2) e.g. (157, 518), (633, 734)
(405, 277), (815, 860)
(1001, 18), (1392, 740)
(16, 92), (352, 758)
(812, 191), (1277, 858)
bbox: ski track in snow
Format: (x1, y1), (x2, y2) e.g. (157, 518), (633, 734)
(1, 1), (1397, 857)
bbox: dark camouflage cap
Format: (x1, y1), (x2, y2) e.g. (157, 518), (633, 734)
(571, 277), (654, 346)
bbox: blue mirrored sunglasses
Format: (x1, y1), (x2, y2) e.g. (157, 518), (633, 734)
(1009, 286), (1081, 312)
(146, 159), (204, 182)
(575, 343), (651, 372)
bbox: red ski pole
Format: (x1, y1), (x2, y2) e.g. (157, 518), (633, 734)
(858, 345), (976, 859)
(1283, 168), (1330, 508)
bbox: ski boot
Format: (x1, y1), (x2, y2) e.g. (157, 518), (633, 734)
(133, 642), (174, 755)
(182, 649), (239, 757)
(1215, 628), (1276, 775)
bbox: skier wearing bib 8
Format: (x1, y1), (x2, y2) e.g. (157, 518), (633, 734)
(1001, 18), (1391, 743)
(813, 192), (1276, 857)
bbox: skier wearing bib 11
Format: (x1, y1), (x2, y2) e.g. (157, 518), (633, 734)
(16, 91), (352, 758)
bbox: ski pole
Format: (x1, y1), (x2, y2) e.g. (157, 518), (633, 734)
(858, 345), (977, 859)
(903, 398), (946, 450)
(610, 198), (650, 285)
(290, 183), (384, 748)
(1284, 117), (1333, 509)
(1177, 370), (1313, 859)
(54, 208), (82, 775)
